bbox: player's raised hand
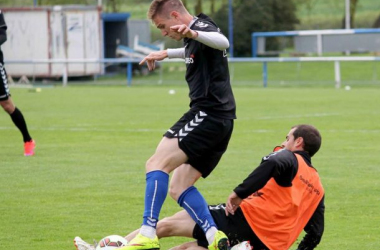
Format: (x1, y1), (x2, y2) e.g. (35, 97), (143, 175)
(170, 24), (198, 39)
(139, 50), (168, 71)
(225, 191), (243, 216)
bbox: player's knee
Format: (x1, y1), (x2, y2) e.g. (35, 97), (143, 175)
(0, 101), (14, 114)
(145, 156), (159, 172)
(146, 154), (173, 173)
(168, 185), (180, 201)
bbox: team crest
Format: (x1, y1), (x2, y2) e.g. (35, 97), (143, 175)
(195, 21), (208, 28)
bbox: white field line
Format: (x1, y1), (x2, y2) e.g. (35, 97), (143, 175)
(0, 126), (379, 134)
(254, 113), (341, 120)
(0, 126), (164, 132)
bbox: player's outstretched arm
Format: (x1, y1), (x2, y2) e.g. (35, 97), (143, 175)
(139, 50), (168, 71)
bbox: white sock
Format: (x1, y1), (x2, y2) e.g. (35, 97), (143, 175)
(205, 226), (218, 245)
(140, 225), (156, 239)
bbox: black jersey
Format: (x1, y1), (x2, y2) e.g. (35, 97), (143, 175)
(184, 13), (236, 120)
(0, 10), (7, 63)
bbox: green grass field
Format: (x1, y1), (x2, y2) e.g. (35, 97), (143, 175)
(1, 84), (380, 249)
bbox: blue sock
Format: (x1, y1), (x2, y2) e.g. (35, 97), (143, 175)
(177, 186), (217, 233)
(142, 170), (169, 228)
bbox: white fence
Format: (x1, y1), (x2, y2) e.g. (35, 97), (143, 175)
(2, 6), (103, 77)
(251, 29), (380, 57)
(5, 56), (380, 87)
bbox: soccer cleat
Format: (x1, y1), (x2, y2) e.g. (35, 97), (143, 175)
(118, 233), (160, 250)
(73, 236), (96, 250)
(24, 139), (36, 156)
(230, 241), (253, 250)
(208, 230), (230, 250)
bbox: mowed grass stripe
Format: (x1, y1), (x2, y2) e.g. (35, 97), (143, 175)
(0, 86), (379, 249)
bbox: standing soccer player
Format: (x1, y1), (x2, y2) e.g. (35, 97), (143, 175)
(125, 1), (235, 249)
(0, 10), (35, 156)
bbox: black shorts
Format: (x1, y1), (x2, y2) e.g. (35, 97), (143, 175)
(164, 109), (234, 178)
(193, 204), (268, 249)
(0, 62), (11, 101)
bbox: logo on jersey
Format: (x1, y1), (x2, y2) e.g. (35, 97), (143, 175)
(195, 21), (208, 28)
(262, 149), (283, 161)
(185, 54), (195, 64)
(223, 50), (227, 57)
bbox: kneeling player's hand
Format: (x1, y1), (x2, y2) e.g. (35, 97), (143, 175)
(226, 191), (242, 216)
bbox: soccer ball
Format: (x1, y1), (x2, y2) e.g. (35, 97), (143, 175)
(95, 235), (128, 250)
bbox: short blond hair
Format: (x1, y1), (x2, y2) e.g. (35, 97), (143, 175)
(147, 0), (187, 20)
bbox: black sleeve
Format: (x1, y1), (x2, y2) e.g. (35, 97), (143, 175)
(233, 160), (276, 199)
(0, 28), (6, 46)
(297, 196), (325, 250)
(0, 12), (7, 46)
(233, 149), (297, 199)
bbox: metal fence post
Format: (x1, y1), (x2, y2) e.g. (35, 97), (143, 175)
(334, 61), (341, 89)
(263, 62), (268, 87)
(127, 62), (132, 86)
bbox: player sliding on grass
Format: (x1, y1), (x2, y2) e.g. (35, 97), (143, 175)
(0, 10), (35, 156)
(122, 0), (235, 249)
(75, 124), (325, 250)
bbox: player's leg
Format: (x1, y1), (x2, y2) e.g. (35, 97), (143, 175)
(169, 114), (233, 250)
(169, 165), (222, 246)
(169, 241), (204, 250)
(140, 136), (188, 235)
(1, 98), (35, 156)
(169, 164), (201, 201)
(0, 64), (35, 156)
(123, 137), (188, 249)
(157, 210), (195, 238)
(122, 210), (194, 249)
(125, 228), (140, 242)
(171, 169), (227, 250)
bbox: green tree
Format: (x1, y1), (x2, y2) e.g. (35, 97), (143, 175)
(295, 0), (360, 28)
(106, 0), (120, 13)
(210, 0), (215, 14)
(342, 0), (358, 28)
(195, 0), (203, 15)
(212, 0), (299, 57)
(373, 14), (380, 28)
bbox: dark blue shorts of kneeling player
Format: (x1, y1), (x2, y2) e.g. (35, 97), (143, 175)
(164, 109), (234, 178)
(193, 204), (269, 249)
